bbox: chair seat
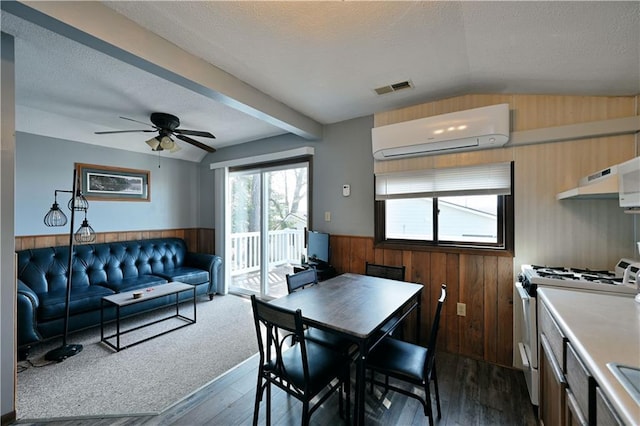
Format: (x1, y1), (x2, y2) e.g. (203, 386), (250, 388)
(265, 340), (346, 395)
(367, 337), (428, 382)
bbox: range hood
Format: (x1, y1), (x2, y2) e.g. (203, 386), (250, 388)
(556, 165), (619, 200)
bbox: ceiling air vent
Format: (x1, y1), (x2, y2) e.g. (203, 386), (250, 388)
(374, 80), (413, 95)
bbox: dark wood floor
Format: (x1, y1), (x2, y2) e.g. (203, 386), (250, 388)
(13, 350), (537, 426)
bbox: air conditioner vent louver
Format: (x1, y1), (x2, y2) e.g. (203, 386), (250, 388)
(374, 80), (413, 95)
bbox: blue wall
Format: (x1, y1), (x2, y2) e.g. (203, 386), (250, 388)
(16, 115), (374, 238)
(15, 132), (202, 236)
(200, 115), (375, 237)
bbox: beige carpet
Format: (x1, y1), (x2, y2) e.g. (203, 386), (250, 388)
(16, 294), (257, 421)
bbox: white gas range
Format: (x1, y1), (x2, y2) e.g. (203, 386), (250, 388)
(515, 260), (637, 406)
(519, 261), (638, 297)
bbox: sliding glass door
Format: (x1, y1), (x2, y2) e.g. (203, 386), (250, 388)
(228, 160), (308, 298)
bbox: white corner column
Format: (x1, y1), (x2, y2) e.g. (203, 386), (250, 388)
(1, 31), (17, 423)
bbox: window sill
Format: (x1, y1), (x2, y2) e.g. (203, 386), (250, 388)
(374, 241), (514, 257)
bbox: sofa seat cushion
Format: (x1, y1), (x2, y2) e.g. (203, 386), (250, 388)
(100, 275), (168, 293)
(38, 285), (115, 321)
(152, 267), (209, 286)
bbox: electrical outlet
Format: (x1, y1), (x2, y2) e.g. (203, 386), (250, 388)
(456, 302), (466, 316)
(324, 211), (331, 222)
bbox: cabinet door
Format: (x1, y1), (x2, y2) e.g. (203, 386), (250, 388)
(565, 389), (588, 426)
(540, 334), (567, 426)
(596, 387), (623, 426)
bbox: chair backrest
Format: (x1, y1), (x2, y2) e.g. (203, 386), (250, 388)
(286, 268), (318, 294)
(426, 284), (447, 368)
(365, 262), (406, 281)
(250, 295), (310, 391)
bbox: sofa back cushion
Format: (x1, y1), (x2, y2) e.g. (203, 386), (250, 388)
(17, 238), (189, 293)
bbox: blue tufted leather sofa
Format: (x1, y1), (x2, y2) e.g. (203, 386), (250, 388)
(16, 237), (222, 357)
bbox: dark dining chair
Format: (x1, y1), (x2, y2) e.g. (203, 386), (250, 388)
(366, 284), (447, 426)
(365, 262), (407, 337)
(365, 262), (406, 281)
(250, 295), (350, 426)
(286, 267), (318, 293)
(285, 269), (355, 356)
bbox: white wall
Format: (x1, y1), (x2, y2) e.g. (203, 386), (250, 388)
(1, 31), (16, 422)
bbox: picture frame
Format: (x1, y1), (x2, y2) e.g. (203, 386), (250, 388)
(75, 163), (150, 202)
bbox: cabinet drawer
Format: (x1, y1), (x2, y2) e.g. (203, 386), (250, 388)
(566, 342), (592, 421)
(596, 386), (623, 426)
(565, 388), (588, 426)
(539, 301), (566, 370)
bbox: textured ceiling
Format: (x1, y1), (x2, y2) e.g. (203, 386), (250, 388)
(2, 1), (639, 162)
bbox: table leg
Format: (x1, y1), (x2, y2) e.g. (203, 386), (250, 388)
(100, 299), (104, 342)
(355, 341), (366, 425)
(192, 287), (197, 322)
(116, 305), (121, 351)
(416, 291), (422, 342)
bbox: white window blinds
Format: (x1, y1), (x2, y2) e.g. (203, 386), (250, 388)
(375, 162), (512, 200)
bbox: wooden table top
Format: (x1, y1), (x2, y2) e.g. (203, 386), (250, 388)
(269, 273), (423, 339)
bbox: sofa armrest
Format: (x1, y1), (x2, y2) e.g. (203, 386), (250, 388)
(185, 252), (222, 298)
(17, 279), (42, 347)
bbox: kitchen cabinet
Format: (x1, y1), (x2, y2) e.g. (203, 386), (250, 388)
(538, 301), (567, 426)
(537, 288), (639, 426)
(595, 387), (624, 426)
(539, 333), (567, 425)
(565, 388), (588, 426)
(565, 342), (592, 423)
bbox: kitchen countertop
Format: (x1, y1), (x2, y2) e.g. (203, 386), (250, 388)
(537, 288), (640, 425)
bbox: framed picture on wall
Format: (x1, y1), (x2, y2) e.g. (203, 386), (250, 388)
(76, 163), (150, 201)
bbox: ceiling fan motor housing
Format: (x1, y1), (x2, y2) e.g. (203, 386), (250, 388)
(150, 112), (180, 131)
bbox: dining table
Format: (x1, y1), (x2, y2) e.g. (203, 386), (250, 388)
(269, 272), (424, 425)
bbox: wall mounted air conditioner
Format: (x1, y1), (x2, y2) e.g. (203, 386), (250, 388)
(372, 103), (510, 160)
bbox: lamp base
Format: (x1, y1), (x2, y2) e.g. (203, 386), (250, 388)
(44, 343), (83, 362)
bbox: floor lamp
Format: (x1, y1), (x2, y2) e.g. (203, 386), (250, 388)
(42, 169), (96, 362)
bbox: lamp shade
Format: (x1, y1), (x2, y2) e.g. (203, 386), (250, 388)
(160, 135), (174, 150)
(68, 190), (89, 211)
(146, 137), (161, 151)
(75, 218), (96, 243)
(43, 202), (68, 227)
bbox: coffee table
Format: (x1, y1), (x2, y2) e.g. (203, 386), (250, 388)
(100, 281), (196, 352)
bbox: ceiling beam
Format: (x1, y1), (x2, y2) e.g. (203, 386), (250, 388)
(3, 1), (323, 140)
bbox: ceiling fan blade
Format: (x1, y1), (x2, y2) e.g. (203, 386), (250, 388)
(119, 116), (155, 127)
(175, 134), (216, 153)
(94, 130), (155, 134)
(174, 128), (216, 139)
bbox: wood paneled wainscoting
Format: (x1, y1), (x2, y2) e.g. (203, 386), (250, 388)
(15, 228), (216, 254)
(330, 234), (514, 368)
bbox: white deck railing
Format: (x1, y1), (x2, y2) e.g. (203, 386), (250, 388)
(230, 229), (305, 275)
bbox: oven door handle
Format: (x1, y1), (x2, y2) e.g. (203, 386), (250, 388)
(518, 342), (530, 368)
(515, 281), (529, 301)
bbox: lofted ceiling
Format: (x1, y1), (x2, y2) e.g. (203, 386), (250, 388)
(1, 1), (639, 162)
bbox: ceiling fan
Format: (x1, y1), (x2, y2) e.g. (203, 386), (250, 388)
(95, 112), (216, 153)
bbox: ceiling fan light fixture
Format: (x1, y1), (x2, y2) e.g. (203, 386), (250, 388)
(145, 137), (161, 151)
(169, 143), (181, 153)
(160, 135), (174, 150)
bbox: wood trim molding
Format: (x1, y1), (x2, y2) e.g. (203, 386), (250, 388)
(508, 115), (640, 147)
(15, 228), (216, 254)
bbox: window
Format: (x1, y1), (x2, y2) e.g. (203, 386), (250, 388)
(375, 162), (513, 251)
